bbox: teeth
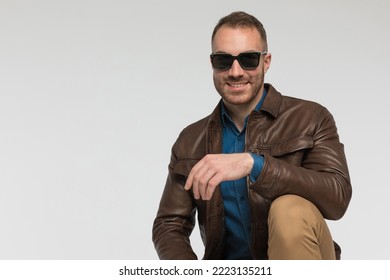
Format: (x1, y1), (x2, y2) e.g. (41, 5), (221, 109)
(229, 83), (246, 88)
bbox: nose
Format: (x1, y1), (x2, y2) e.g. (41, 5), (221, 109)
(228, 59), (244, 78)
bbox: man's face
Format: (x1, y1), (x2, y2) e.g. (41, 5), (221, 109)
(211, 26), (271, 109)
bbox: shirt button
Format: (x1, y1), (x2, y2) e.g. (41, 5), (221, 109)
(237, 136), (242, 141)
(240, 196), (245, 201)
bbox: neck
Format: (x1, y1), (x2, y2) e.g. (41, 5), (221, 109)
(223, 104), (248, 132)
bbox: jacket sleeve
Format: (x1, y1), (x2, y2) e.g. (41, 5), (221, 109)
(152, 144), (198, 260)
(250, 107), (352, 220)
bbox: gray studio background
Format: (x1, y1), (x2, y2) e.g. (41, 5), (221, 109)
(1, 0), (389, 259)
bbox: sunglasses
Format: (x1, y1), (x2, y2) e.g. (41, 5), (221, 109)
(210, 51), (267, 71)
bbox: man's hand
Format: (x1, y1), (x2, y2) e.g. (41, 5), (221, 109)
(184, 153), (254, 200)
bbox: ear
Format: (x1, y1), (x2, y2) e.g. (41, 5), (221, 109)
(264, 53), (272, 73)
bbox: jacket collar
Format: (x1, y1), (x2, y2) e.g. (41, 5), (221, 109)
(260, 83), (282, 118)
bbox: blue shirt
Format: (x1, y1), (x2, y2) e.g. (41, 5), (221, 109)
(220, 90), (266, 259)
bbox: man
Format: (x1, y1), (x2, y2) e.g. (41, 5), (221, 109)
(153, 11), (352, 260)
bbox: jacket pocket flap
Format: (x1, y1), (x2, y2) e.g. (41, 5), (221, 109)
(172, 159), (199, 177)
(270, 136), (313, 156)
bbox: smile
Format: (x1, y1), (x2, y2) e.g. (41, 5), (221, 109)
(227, 82), (248, 88)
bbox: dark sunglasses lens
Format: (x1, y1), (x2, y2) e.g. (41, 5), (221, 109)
(238, 53), (260, 69)
(212, 54), (233, 70)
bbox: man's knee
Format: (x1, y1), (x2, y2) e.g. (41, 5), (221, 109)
(269, 194), (320, 225)
(267, 194), (335, 259)
(268, 195), (319, 242)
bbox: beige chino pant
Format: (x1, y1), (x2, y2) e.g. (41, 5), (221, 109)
(267, 194), (336, 260)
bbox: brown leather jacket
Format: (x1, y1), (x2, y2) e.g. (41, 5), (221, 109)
(153, 84), (352, 260)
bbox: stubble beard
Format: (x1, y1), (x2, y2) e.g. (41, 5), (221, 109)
(215, 74), (264, 107)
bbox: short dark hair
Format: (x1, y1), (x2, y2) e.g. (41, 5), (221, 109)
(211, 11), (268, 51)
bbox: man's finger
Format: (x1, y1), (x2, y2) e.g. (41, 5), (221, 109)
(184, 160), (202, 191)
